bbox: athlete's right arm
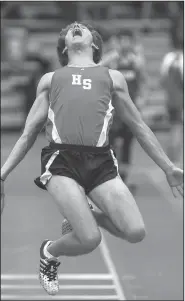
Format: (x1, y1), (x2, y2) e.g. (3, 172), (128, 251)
(1, 72), (53, 181)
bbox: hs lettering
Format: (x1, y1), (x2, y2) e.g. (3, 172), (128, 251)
(72, 74), (92, 90)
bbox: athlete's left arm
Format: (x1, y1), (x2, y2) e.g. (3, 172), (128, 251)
(110, 69), (183, 196)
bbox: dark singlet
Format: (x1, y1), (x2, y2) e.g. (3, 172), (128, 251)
(45, 66), (114, 146)
(117, 52), (140, 101)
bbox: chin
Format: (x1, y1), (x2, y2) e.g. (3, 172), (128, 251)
(72, 35), (84, 42)
(71, 40), (84, 50)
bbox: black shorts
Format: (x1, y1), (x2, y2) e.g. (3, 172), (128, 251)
(34, 143), (118, 195)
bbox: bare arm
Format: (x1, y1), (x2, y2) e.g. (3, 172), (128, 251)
(109, 69), (174, 174)
(1, 72), (53, 180)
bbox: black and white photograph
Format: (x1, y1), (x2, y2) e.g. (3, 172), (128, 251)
(1, 1), (184, 300)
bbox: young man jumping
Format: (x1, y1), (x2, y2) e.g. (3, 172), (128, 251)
(1, 22), (183, 296)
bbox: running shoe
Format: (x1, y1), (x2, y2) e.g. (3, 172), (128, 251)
(39, 239), (60, 295)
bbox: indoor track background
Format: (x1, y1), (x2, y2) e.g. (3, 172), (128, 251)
(1, 132), (183, 300)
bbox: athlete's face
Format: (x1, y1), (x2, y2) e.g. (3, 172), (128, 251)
(65, 23), (93, 49)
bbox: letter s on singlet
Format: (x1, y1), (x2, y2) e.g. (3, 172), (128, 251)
(83, 79), (92, 90)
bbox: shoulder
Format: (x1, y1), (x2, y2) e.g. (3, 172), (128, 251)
(162, 52), (175, 62)
(161, 52), (176, 68)
(36, 72), (54, 96)
(108, 69), (127, 90)
(39, 72), (55, 86)
(160, 52), (175, 75)
(38, 72), (54, 89)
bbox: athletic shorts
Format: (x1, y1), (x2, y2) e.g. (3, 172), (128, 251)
(34, 143), (118, 195)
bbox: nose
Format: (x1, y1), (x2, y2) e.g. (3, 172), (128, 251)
(73, 22), (80, 29)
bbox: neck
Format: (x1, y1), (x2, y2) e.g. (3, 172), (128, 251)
(68, 48), (95, 67)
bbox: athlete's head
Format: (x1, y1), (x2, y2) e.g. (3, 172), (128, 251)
(57, 22), (103, 66)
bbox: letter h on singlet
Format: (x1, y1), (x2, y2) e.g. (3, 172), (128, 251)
(72, 74), (82, 85)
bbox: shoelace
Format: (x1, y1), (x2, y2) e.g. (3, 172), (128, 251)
(42, 260), (60, 281)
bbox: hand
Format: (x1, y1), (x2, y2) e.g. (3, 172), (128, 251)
(1, 179), (5, 214)
(166, 167), (184, 198)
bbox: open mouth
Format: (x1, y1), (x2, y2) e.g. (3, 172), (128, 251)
(73, 28), (82, 37)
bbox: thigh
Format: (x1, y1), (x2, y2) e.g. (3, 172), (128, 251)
(88, 175), (144, 232)
(47, 175), (100, 241)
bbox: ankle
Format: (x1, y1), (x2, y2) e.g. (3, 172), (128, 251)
(43, 241), (56, 259)
(47, 242), (60, 258)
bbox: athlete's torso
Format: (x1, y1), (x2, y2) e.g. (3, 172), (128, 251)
(117, 52), (140, 100)
(45, 66), (114, 146)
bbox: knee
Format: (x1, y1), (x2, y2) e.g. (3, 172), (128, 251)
(80, 229), (102, 252)
(125, 224), (146, 243)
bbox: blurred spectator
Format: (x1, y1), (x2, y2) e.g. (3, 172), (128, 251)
(105, 34), (120, 53)
(6, 27), (51, 116)
(141, 1), (182, 19)
(160, 13), (183, 164)
(109, 29), (148, 183)
(170, 12), (184, 50)
(2, 2), (22, 19)
(24, 47), (51, 116)
(1, 23), (6, 61)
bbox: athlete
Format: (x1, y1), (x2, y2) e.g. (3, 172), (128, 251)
(1, 22), (183, 296)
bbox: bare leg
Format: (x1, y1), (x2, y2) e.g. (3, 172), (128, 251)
(92, 209), (126, 238)
(46, 176), (101, 257)
(61, 200), (128, 239)
(62, 177), (146, 242)
(88, 176), (146, 243)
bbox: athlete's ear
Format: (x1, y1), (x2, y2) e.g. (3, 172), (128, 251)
(62, 46), (68, 54)
(91, 42), (99, 50)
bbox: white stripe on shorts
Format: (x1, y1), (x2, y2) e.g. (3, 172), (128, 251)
(40, 150), (59, 185)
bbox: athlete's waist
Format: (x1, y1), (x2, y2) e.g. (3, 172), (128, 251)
(49, 142), (110, 153)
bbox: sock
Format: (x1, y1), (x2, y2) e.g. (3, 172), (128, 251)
(43, 240), (55, 259)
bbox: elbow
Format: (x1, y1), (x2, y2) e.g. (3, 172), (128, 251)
(21, 131), (30, 141)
